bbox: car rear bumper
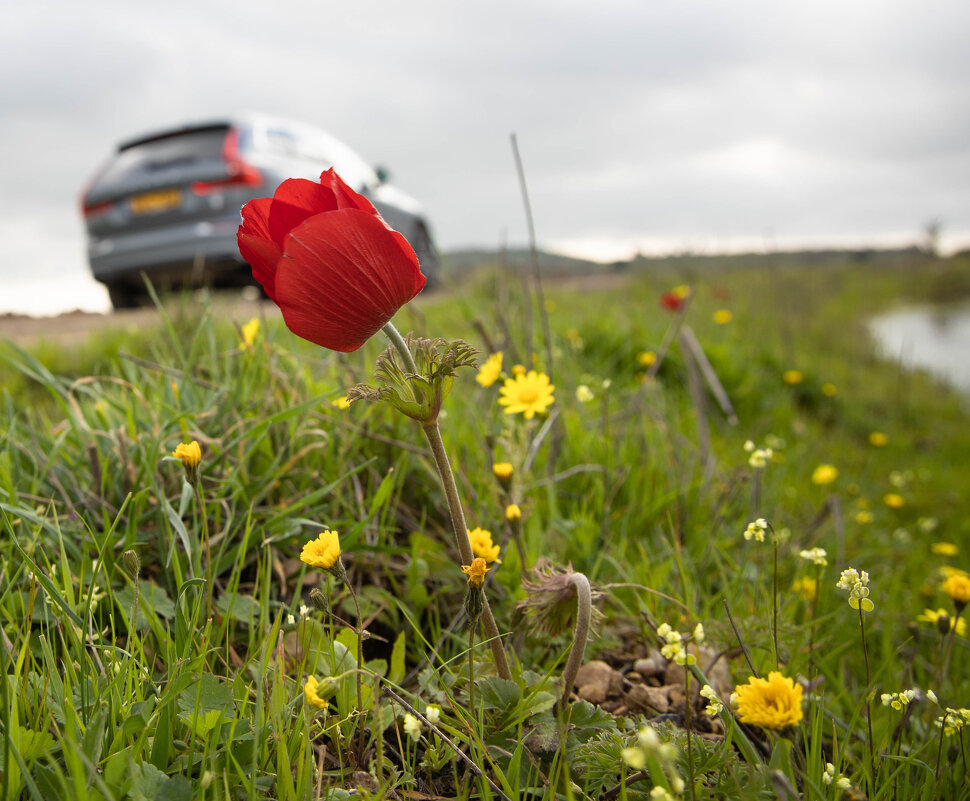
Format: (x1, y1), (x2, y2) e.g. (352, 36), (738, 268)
(88, 217), (245, 283)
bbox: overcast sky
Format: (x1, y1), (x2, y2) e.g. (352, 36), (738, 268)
(3, 0), (969, 315)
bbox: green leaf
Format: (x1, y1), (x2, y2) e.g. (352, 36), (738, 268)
(215, 592), (259, 626)
(176, 673), (235, 715)
(389, 631), (406, 685)
(115, 580), (175, 628)
(162, 497), (193, 565)
(476, 676), (521, 712)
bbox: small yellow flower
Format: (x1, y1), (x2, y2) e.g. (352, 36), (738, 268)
(476, 351), (504, 388)
(172, 440), (201, 469)
(943, 574), (970, 607)
(932, 542), (959, 557)
(304, 675), (331, 709)
(869, 431), (889, 447)
(917, 608), (966, 636)
(798, 547), (828, 566)
(811, 464), (838, 485)
(733, 672), (803, 729)
(241, 317), (260, 347)
(672, 284), (691, 299)
(792, 576), (818, 602)
(637, 350), (657, 368)
(822, 383), (837, 397)
(700, 684), (723, 716)
(505, 503), (522, 522)
(883, 493), (905, 509)
(837, 567), (874, 612)
(468, 527), (501, 563)
(511, 364), (527, 377)
(713, 309), (733, 325)
(461, 557), (489, 588)
(492, 462), (514, 491)
(331, 396), (352, 410)
(498, 370), (555, 420)
(855, 510), (874, 524)
(300, 530), (342, 571)
(783, 370), (803, 385)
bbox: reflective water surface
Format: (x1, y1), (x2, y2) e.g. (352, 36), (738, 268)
(868, 302), (970, 392)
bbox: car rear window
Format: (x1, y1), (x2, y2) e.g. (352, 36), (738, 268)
(97, 125), (230, 185)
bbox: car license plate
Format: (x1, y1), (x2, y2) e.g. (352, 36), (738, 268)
(130, 188), (182, 215)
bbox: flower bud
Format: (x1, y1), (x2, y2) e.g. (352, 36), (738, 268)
(309, 588), (329, 613)
(121, 549), (141, 580)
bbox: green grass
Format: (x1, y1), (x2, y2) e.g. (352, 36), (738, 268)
(1, 252), (969, 799)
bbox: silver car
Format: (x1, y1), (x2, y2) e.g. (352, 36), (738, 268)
(81, 114), (439, 308)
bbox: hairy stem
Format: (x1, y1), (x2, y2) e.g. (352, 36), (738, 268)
(558, 572), (592, 709)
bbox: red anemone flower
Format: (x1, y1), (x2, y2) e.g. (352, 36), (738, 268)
(659, 291), (684, 313)
(237, 169), (426, 352)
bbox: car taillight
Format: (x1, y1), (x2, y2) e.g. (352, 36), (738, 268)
(82, 198), (113, 218)
(191, 127), (262, 195)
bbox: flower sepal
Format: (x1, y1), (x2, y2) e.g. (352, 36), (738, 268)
(348, 335), (478, 424)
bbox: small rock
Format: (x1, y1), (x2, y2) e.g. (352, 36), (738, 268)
(626, 684), (670, 714)
(575, 660), (622, 704)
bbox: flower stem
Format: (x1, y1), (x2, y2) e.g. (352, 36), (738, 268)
(558, 573), (592, 709)
(772, 536), (779, 670)
(383, 322), (419, 375)
(344, 581), (366, 761)
(859, 607), (876, 794)
(422, 420), (513, 681)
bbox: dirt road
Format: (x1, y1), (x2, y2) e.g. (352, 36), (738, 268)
(0, 292), (280, 349)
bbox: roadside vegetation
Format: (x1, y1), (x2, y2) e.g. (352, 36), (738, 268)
(1, 251), (968, 799)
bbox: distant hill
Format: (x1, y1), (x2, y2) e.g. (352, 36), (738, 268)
(441, 248), (616, 276)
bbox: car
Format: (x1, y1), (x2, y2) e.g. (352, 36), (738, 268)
(80, 114), (439, 308)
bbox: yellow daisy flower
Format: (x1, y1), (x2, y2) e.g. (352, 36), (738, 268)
(172, 440), (201, 469)
(783, 370), (803, 385)
(461, 557), (489, 588)
(811, 464), (838, 485)
(713, 309), (733, 325)
(476, 351), (503, 388)
(733, 672), (803, 730)
(468, 527), (501, 563)
(498, 370), (555, 419)
(300, 530), (342, 571)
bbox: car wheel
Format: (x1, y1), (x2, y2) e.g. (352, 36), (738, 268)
(106, 284), (143, 310)
(411, 224), (439, 288)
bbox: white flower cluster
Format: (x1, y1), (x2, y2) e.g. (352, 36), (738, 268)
(656, 623), (696, 666)
(700, 684), (723, 716)
(936, 708), (970, 736)
(822, 763), (851, 790)
(836, 567), (874, 612)
(880, 689), (917, 711)
(798, 547), (828, 566)
(743, 518), (769, 542)
(744, 440), (773, 469)
(621, 726), (684, 796)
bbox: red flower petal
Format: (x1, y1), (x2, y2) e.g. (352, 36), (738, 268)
(238, 197), (281, 298)
(274, 209), (426, 352)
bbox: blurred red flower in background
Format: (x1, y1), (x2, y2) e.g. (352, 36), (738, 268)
(237, 169), (426, 352)
(659, 291), (684, 312)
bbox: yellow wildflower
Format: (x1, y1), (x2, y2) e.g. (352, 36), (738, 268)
(931, 542), (959, 557)
(883, 493), (905, 509)
(673, 284), (691, 299)
(505, 503), (522, 522)
(855, 510), (874, 524)
(498, 370), (555, 419)
(733, 672), (803, 729)
(468, 527), (501, 563)
(172, 440), (201, 469)
(917, 608), (966, 637)
(492, 462), (514, 491)
(822, 383), (837, 397)
(241, 317), (260, 347)
(461, 557), (489, 588)
(713, 309), (733, 325)
(331, 396), (352, 410)
(811, 464), (838, 485)
(512, 364), (527, 377)
(300, 530), (344, 579)
(792, 576), (818, 602)
(304, 675), (332, 709)
(837, 567), (874, 612)
(637, 350), (657, 368)
(783, 370), (803, 385)
(869, 431), (889, 447)
(943, 574), (970, 608)
(476, 351), (503, 388)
